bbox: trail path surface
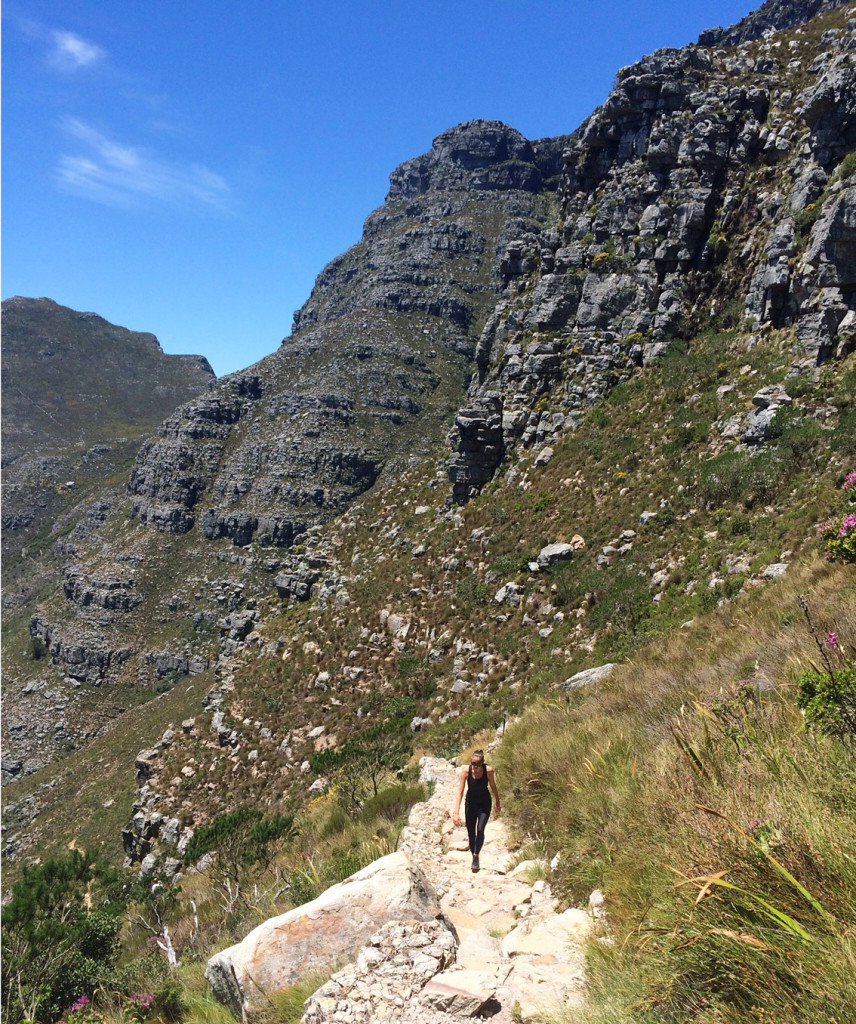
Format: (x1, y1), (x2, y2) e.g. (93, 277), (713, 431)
(303, 757), (595, 1023)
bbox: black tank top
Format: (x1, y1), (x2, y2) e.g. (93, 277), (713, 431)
(467, 763), (490, 796)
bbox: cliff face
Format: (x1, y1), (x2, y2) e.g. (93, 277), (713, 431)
(126, 120), (565, 548)
(2, 0), (854, 861)
(449, 5), (856, 501)
(699, 0), (850, 45)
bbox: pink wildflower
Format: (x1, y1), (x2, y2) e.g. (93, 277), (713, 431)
(826, 632), (838, 649)
(839, 513), (856, 535)
(843, 470), (856, 491)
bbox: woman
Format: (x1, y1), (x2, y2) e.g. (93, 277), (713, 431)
(452, 749), (501, 872)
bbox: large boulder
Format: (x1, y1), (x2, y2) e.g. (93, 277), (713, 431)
(205, 851), (442, 1021)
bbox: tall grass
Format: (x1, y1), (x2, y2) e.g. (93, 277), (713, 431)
(497, 560), (856, 1023)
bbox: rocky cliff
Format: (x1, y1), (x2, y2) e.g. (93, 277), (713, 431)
(127, 121), (566, 547)
(449, 2), (856, 501)
(1, 122), (565, 784)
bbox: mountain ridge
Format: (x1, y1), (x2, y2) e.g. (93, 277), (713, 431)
(2, 4), (856, 1021)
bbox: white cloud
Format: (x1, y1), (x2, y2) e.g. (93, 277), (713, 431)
(51, 30), (104, 71)
(57, 118), (231, 212)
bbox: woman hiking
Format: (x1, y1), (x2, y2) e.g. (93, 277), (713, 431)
(451, 749), (501, 872)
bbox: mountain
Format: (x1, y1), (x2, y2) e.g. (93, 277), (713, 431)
(2, 3), (856, 1022)
(1, 122), (568, 784)
(1, 297), (215, 464)
(1, 298), (215, 781)
(1, 297), (215, 563)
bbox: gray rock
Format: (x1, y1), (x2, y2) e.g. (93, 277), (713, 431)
(762, 563), (789, 580)
(422, 970), (497, 1016)
(537, 542), (575, 568)
(562, 663), (616, 691)
(206, 851), (441, 1020)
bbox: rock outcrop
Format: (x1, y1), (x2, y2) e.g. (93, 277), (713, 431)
(128, 120), (565, 547)
(699, 0), (849, 46)
(447, 7), (856, 500)
(205, 851), (442, 1021)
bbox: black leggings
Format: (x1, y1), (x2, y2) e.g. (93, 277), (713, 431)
(465, 797), (492, 855)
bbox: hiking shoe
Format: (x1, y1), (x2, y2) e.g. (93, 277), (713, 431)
(472, 855), (480, 873)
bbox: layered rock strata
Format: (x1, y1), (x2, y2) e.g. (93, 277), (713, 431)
(448, 8), (856, 500)
(129, 120), (565, 548)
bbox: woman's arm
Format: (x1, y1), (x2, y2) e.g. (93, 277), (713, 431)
(487, 767), (501, 814)
(451, 767), (467, 825)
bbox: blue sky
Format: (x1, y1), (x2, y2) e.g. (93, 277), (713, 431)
(3, 0), (753, 377)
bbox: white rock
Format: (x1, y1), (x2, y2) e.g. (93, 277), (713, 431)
(561, 663), (615, 691)
(762, 563), (788, 580)
(502, 907), (593, 958)
(422, 969), (496, 1015)
(206, 852), (441, 1020)
(537, 542), (575, 568)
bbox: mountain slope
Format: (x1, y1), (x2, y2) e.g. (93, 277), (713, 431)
(1, 123), (565, 784)
(1, 297), (216, 566)
(2, 2), (856, 1023)
(1, 296), (214, 463)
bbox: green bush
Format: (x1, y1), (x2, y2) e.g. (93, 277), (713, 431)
(490, 554), (521, 577)
(183, 807), (262, 864)
(152, 978), (187, 1023)
(1, 850), (126, 1024)
(183, 808), (294, 867)
(695, 450), (782, 508)
(396, 653), (422, 678)
(768, 406), (825, 467)
(360, 783), (427, 824)
(587, 563), (651, 635)
(456, 574), (489, 609)
(797, 665), (856, 742)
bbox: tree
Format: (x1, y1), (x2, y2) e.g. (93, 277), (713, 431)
(312, 731), (410, 813)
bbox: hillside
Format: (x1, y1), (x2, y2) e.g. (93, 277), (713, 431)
(1, 122), (567, 785)
(1, 296), (215, 568)
(1, 297), (215, 463)
(2, 2), (856, 1023)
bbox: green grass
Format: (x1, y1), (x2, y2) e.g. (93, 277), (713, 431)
(498, 560), (856, 1024)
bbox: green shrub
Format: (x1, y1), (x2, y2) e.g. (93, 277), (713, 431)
(183, 807), (262, 864)
(768, 406), (825, 467)
(396, 654), (422, 678)
(695, 450), (782, 508)
(360, 783), (427, 824)
(1, 851), (126, 1024)
(532, 490), (553, 513)
(797, 666), (856, 742)
(456, 574), (489, 609)
(183, 808), (294, 868)
(587, 563), (651, 635)
(490, 554), (521, 577)
(151, 978), (187, 1023)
